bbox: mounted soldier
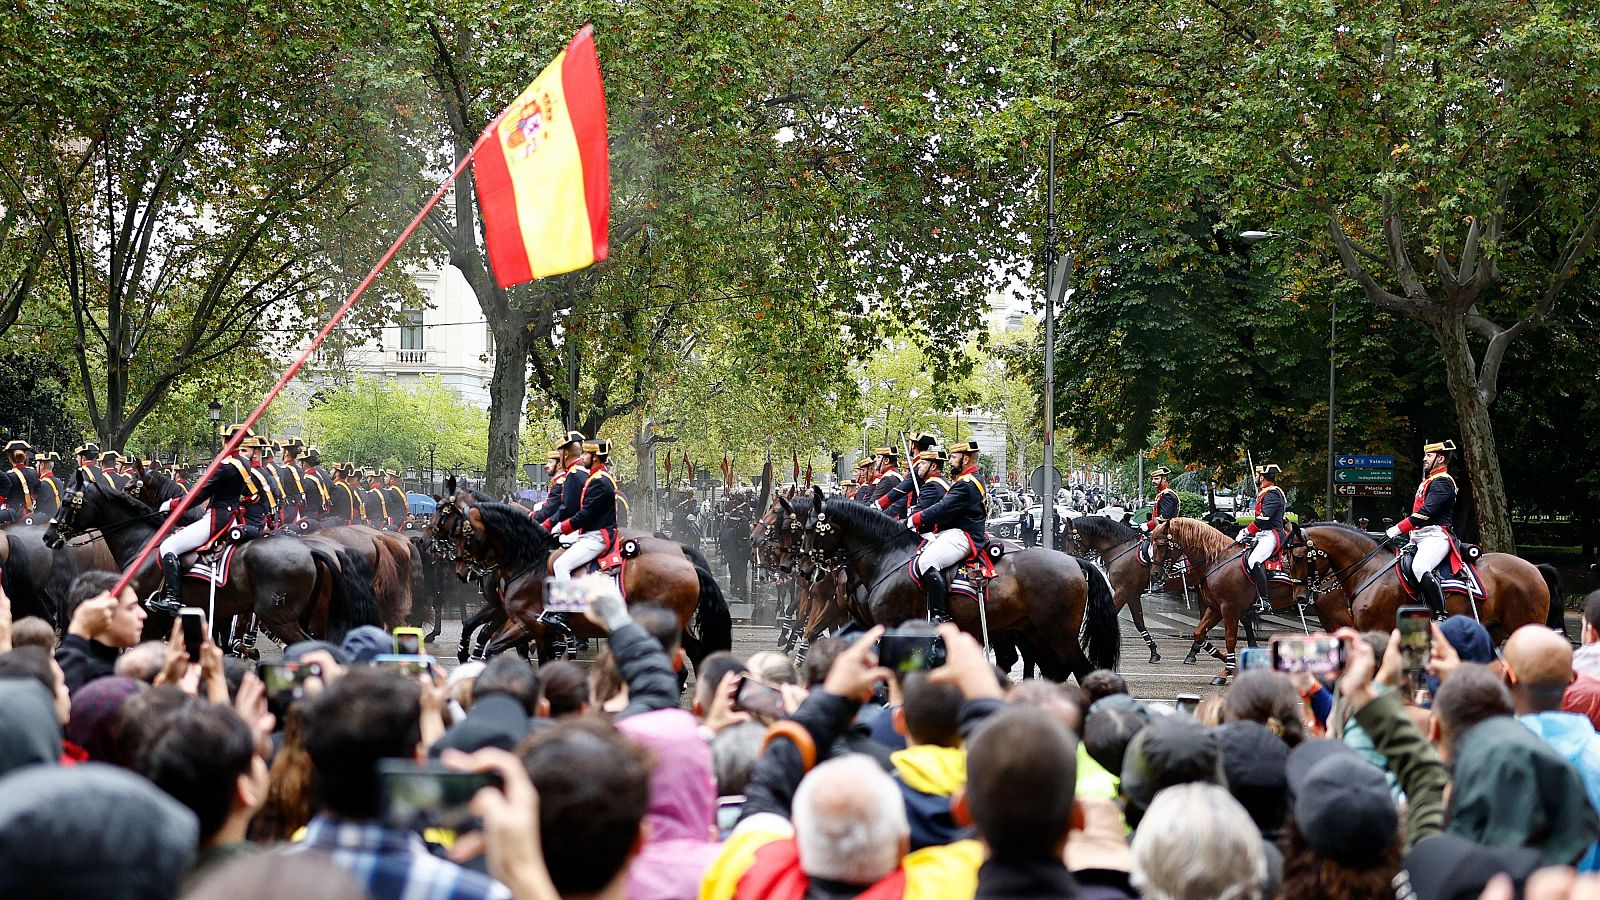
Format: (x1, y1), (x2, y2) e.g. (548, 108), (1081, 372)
(253, 442), (288, 518)
(2, 440), (42, 519)
(328, 462), (365, 524)
(241, 436), (280, 530)
(298, 446), (331, 521)
(272, 440), (307, 524)
(551, 438), (618, 579)
(876, 431), (938, 520)
(848, 456), (873, 501)
(1386, 439), (1459, 620)
(1140, 466), (1181, 535)
(908, 440), (986, 623)
(539, 431), (588, 532)
(361, 467), (389, 529)
(100, 450), (130, 491)
(866, 447), (902, 509)
(531, 450), (566, 526)
(35, 451), (62, 518)
(156, 426), (264, 611)
(382, 470), (409, 528)
(1235, 463), (1287, 615)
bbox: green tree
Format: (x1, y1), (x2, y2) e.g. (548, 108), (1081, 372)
(304, 376), (487, 473)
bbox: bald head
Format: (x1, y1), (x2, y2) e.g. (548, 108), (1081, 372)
(1503, 625), (1573, 714)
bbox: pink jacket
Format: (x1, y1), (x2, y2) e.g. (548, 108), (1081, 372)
(617, 708), (723, 900)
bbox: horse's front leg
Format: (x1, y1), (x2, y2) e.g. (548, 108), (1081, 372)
(1215, 604), (1242, 686)
(1184, 601), (1222, 666)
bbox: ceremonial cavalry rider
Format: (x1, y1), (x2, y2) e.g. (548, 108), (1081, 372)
(381, 470), (409, 528)
(908, 440), (986, 624)
(278, 440), (311, 523)
(1235, 463), (1287, 614)
(2, 440), (41, 518)
(298, 446), (331, 520)
(849, 457), (873, 501)
(75, 444), (104, 487)
(361, 467), (389, 529)
(36, 451), (61, 515)
(1386, 439), (1459, 620)
(876, 431), (939, 520)
(156, 427), (263, 610)
(329, 462), (365, 524)
(538, 432), (588, 532)
(551, 438), (618, 580)
(1140, 467), (1180, 535)
(241, 436), (280, 530)
(866, 447), (902, 509)
(531, 450), (566, 525)
(100, 451), (130, 490)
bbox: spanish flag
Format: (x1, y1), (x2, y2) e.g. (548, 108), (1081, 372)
(474, 26), (609, 287)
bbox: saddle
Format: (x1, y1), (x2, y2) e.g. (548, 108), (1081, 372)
(908, 533), (1003, 601)
(179, 543), (240, 587)
(1238, 542), (1297, 584)
(1394, 536), (1485, 601)
(549, 529), (640, 598)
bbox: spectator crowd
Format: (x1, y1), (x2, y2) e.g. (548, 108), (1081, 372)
(6, 568), (1600, 900)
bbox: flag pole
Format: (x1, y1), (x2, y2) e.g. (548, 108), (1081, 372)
(111, 126), (500, 598)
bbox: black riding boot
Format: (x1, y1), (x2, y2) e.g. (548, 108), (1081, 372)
(1250, 564), (1273, 615)
(923, 569), (952, 624)
(156, 553), (184, 614)
(1420, 574), (1449, 621)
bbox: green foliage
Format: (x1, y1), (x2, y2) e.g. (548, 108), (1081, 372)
(304, 376), (487, 472)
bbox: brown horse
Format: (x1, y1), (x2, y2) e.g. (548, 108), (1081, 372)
(461, 502), (732, 669)
(0, 524), (117, 627)
(793, 488), (1118, 682)
(43, 472), (381, 645)
(1299, 523), (1551, 641)
(1151, 517), (1353, 683)
(1063, 515), (1193, 664)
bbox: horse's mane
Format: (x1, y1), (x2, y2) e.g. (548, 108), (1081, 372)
(1304, 521), (1379, 545)
(460, 487), (495, 504)
(1073, 515), (1140, 544)
(820, 498), (920, 551)
(141, 470), (186, 501)
(1166, 516), (1240, 562)
(473, 502), (554, 570)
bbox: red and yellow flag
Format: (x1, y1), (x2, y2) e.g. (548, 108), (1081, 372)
(474, 26), (609, 287)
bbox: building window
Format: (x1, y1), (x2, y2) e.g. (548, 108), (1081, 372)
(484, 325), (496, 355)
(400, 308), (425, 350)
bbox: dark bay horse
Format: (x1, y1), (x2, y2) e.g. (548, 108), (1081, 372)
(0, 525), (115, 627)
(1152, 517), (1353, 683)
(44, 473), (380, 644)
(462, 503), (732, 668)
(792, 489), (1118, 682)
(1063, 516), (1189, 664)
(1300, 523), (1551, 641)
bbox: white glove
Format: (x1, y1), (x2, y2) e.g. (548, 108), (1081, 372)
(907, 520), (918, 531)
(1385, 524), (1403, 540)
(1235, 530), (1252, 544)
(159, 499), (173, 513)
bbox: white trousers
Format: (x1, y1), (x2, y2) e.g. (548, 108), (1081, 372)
(1246, 529), (1279, 568)
(1408, 525), (1451, 580)
(916, 530), (971, 575)
(159, 514), (220, 558)
(553, 531), (607, 578)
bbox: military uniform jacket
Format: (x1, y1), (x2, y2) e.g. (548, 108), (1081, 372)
(1247, 484), (1286, 534)
(534, 470), (568, 525)
(190, 456), (257, 518)
(37, 472), (60, 512)
(1153, 487), (1180, 521)
(2, 466), (41, 512)
(874, 470), (912, 518)
(330, 479), (364, 521)
(301, 468), (331, 515)
(909, 474), (950, 517)
(557, 464), (590, 523)
(560, 464), (617, 533)
(364, 484), (389, 523)
(242, 468), (277, 529)
(910, 467), (986, 539)
(1402, 470), (1455, 532)
(274, 462), (305, 506)
(382, 486), (409, 522)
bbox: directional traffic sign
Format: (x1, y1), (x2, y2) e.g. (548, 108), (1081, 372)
(1336, 455), (1395, 468)
(1335, 483), (1396, 498)
(1335, 468), (1394, 484)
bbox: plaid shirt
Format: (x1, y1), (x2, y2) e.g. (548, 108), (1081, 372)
(291, 815), (510, 900)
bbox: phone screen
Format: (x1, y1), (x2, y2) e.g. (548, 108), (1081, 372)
(379, 761), (499, 836)
(259, 661), (321, 700)
(1270, 635), (1347, 676)
(543, 576), (591, 614)
(878, 634), (943, 674)
(180, 608), (205, 662)
(1175, 694), (1201, 715)
(733, 676), (786, 719)
(393, 629), (422, 655)
(1238, 647), (1270, 671)
(1397, 606), (1434, 702)
(373, 654), (436, 678)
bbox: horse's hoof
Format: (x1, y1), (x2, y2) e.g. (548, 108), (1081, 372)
(1182, 654), (1198, 666)
(1210, 675), (1229, 686)
(1148, 650), (1162, 664)
(457, 649), (471, 664)
(246, 647), (260, 662)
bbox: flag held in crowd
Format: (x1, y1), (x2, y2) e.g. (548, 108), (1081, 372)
(474, 25), (610, 287)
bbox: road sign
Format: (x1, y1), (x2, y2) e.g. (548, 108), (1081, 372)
(1335, 455), (1395, 468)
(1029, 466), (1063, 500)
(1335, 468), (1394, 484)
(1335, 483), (1396, 497)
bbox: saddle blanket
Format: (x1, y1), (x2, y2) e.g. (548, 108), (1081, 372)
(1395, 555), (1486, 602)
(182, 543), (238, 587)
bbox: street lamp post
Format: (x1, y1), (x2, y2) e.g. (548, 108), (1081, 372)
(207, 399), (222, 458)
(1240, 230), (1336, 520)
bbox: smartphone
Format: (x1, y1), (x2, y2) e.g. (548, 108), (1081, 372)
(1270, 634), (1347, 676)
(372, 654), (437, 678)
(392, 627), (424, 656)
(258, 661), (322, 701)
(732, 675), (786, 719)
(715, 796), (744, 839)
(878, 631), (944, 674)
(1397, 605), (1434, 702)
(543, 576), (590, 614)
(180, 607), (206, 662)
(1175, 693), (1202, 715)
(1238, 647), (1270, 671)
(378, 760), (500, 836)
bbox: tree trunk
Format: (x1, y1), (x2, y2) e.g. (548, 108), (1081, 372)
(485, 322), (530, 496)
(1431, 313), (1516, 552)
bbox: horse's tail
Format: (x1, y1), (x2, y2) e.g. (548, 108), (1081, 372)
(318, 546), (382, 643)
(1539, 563), (1567, 638)
(368, 536), (407, 629)
(683, 561), (732, 670)
(1076, 556), (1120, 670)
